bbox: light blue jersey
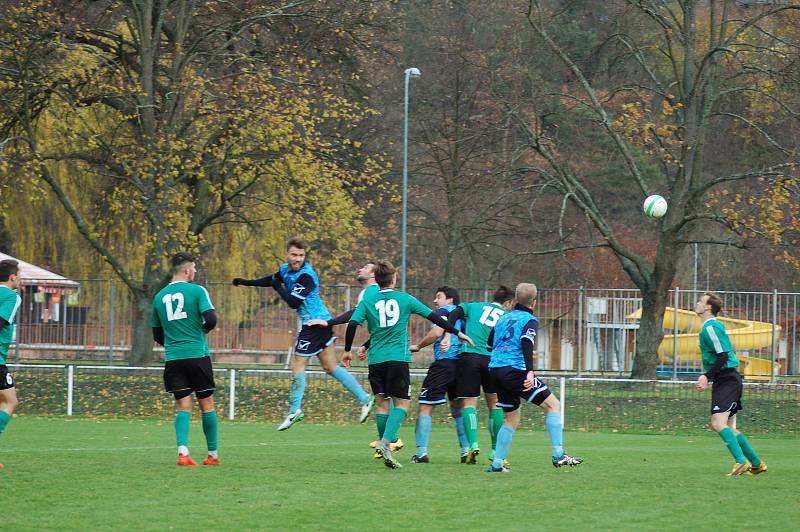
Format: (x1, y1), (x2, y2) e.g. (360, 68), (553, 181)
(488, 309), (539, 371)
(433, 304), (462, 360)
(279, 262), (332, 324)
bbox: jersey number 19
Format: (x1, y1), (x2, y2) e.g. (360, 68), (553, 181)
(162, 293), (187, 321)
(375, 299), (400, 327)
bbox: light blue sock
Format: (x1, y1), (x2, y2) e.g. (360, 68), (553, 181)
(451, 407), (469, 451)
(545, 411), (564, 459)
(492, 425), (515, 469)
(330, 366), (369, 403)
(289, 372), (306, 413)
(415, 415), (432, 456)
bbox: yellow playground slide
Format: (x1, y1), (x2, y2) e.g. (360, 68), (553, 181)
(627, 308), (781, 380)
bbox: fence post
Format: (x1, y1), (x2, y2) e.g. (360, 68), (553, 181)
(577, 287), (584, 377)
(559, 376), (566, 426)
(345, 285), (352, 311)
(67, 365), (74, 416)
(108, 281), (116, 365)
(771, 289), (778, 384)
(228, 369), (236, 420)
(672, 287), (679, 380)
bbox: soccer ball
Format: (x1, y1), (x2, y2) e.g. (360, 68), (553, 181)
(643, 195), (668, 218)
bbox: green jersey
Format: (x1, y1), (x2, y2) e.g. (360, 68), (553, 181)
(0, 286), (21, 364)
(459, 301), (507, 356)
(698, 318), (739, 377)
(357, 283), (379, 304)
(151, 281), (215, 361)
(351, 288), (432, 364)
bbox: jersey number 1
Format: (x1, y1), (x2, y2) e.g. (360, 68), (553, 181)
(162, 293), (187, 321)
(375, 299), (400, 327)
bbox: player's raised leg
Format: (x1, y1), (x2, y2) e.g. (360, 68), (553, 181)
(317, 346), (374, 420)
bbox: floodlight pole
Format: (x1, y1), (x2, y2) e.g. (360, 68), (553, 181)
(401, 67), (420, 292)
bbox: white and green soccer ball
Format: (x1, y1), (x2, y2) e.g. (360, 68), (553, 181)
(643, 194), (668, 218)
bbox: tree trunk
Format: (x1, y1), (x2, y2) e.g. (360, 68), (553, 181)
(129, 290), (155, 366)
(632, 287), (668, 379)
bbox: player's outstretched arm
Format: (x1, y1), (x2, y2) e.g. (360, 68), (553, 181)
(232, 272), (282, 287)
(412, 326), (444, 352)
(309, 308), (356, 328)
(425, 312), (474, 346)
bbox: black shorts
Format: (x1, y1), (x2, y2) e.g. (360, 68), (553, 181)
(0, 365), (15, 390)
(456, 353), (495, 398)
(295, 325), (336, 356)
(368, 361), (411, 400)
(490, 366), (552, 413)
(164, 356), (216, 400)
(711, 368), (743, 416)
(419, 358), (459, 405)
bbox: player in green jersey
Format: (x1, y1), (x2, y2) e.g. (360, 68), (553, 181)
(343, 261), (474, 469)
(445, 286), (515, 464)
(0, 259), (21, 470)
(695, 292), (767, 476)
(152, 253), (220, 467)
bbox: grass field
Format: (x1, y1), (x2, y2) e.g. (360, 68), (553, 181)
(1, 417), (797, 531)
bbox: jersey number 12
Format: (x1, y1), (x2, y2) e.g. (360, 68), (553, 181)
(162, 293), (187, 321)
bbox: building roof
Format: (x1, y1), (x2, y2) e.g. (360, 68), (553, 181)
(0, 252), (79, 287)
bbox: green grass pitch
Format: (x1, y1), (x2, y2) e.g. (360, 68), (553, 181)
(1, 417), (797, 531)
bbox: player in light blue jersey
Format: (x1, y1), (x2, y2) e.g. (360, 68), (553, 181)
(487, 283), (582, 472)
(233, 239), (373, 430)
(408, 286), (469, 463)
(0, 259), (21, 469)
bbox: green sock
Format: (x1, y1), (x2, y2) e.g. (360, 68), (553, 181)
(0, 410), (11, 435)
(376, 413), (389, 439)
(719, 427), (746, 464)
(383, 407), (407, 444)
(463, 407), (479, 447)
(175, 410), (191, 449)
(201, 410), (218, 452)
(489, 408), (504, 450)
(385, 407), (403, 442)
(736, 432), (761, 466)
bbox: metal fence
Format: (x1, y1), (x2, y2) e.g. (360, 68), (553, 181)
(9, 365), (799, 435)
(10, 281), (800, 379)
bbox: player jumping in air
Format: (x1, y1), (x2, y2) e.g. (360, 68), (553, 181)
(233, 239), (374, 430)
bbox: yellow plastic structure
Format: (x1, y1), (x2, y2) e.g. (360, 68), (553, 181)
(627, 307), (781, 380)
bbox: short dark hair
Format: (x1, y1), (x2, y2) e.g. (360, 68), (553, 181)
(374, 261), (396, 288)
(705, 292), (723, 316)
(287, 238), (306, 251)
(492, 285), (513, 304)
(171, 252), (196, 274)
(436, 286), (460, 305)
(0, 259), (19, 282)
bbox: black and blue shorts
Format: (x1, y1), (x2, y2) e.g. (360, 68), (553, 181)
(163, 356), (215, 400)
(456, 353), (495, 398)
(368, 360), (411, 400)
(711, 368), (743, 416)
(490, 366), (551, 412)
(295, 325), (336, 357)
(0, 365), (15, 390)
(419, 358), (459, 405)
